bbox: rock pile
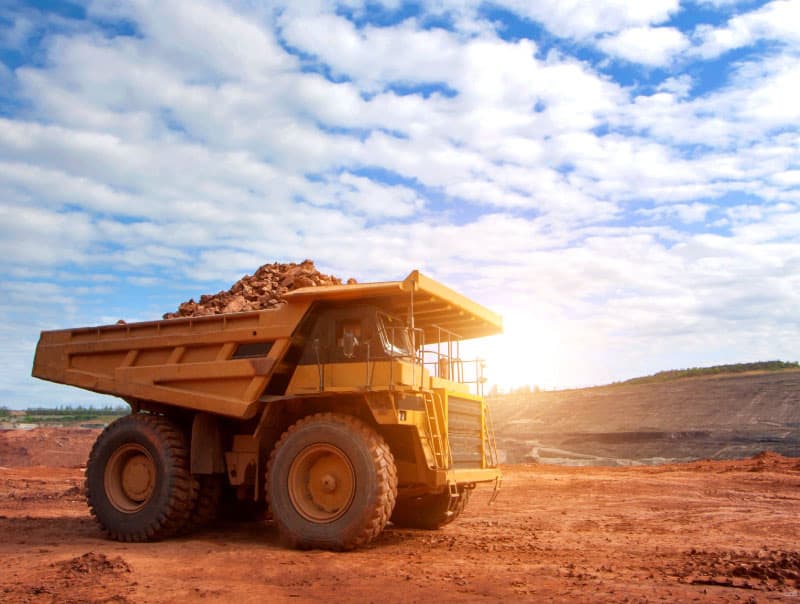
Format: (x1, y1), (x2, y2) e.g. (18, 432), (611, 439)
(163, 260), (354, 319)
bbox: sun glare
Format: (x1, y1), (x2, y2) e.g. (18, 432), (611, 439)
(474, 311), (572, 392)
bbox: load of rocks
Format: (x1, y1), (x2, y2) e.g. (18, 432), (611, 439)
(163, 260), (355, 319)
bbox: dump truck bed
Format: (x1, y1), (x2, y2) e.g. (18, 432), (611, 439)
(32, 302), (312, 419)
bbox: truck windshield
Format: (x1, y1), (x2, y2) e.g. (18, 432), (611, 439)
(377, 312), (414, 358)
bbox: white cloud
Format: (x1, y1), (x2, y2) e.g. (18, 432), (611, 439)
(279, 13), (462, 91)
(307, 172), (426, 218)
(0, 12), (35, 49)
(657, 74), (694, 98)
(694, 0), (752, 6)
(693, 0), (800, 58)
(598, 26), (690, 66)
(489, 0), (680, 39)
(638, 202), (712, 223)
(618, 52), (800, 186)
(89, 0), (295, 78)
(772, 170), (800, 186)
(5, 4), (630, 231)
(312, 0), (680, 40)
(0, 205), (95, 267)
(728, 55), (800, 125)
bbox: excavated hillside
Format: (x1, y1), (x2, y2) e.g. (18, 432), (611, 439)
(489, 370), (800, 465)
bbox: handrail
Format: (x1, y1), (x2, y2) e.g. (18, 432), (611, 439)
(379, 317), (488, 396)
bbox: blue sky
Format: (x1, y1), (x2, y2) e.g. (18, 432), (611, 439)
(1, 0), (799, 407)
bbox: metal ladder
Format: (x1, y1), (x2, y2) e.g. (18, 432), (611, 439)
(484, 402), (500, 467)
(422, 390), (452, 469)
(484, 403), (502, 503)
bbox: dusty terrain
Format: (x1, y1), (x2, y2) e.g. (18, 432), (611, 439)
(1, 428), (799, 603)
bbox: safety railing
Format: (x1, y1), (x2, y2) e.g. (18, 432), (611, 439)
(420, 324), (487, 397)
(379, 319), (488, 397)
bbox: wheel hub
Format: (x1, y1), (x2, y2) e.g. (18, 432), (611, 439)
(122, 454), (154, 500)
(288, 444), (355, 523)
(105, 444), (156, 513)
(320, 474), (337, 492)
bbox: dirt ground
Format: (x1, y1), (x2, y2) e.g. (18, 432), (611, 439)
(1, 429), (799, 603)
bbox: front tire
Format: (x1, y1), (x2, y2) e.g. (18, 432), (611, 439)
(85, 414), (197, 542)
(266, 413), (397, 550)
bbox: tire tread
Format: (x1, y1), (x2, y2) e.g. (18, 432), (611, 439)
(266, 413), (397, 550)
(85, 413), (197, 542)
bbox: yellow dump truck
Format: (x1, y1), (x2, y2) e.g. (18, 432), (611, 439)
(32, 270), (502, 550)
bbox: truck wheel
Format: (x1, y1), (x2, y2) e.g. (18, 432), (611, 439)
(181, 474), (223, 533)
(85, 414), (197, 542)
(266, 413), (397, 550)
(391, 487), (471, 529)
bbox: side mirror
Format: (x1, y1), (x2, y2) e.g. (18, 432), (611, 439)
(342, 332), (358, 358)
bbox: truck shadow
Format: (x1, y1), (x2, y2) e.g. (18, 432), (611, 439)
(0, 515), (437, 551)
(196, 519), (281, 547)
(0, 515), (287, 549)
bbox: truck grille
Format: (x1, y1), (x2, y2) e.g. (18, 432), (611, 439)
(448, 396), (483, 469)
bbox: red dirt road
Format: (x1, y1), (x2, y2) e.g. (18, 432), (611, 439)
(1, 429), (799, 603)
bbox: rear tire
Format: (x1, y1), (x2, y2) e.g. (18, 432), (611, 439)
(391, 487), (470, 529)
(182, 474), (223, 533)
(266, 413), (397, 550)
(85, 414), (197, 542)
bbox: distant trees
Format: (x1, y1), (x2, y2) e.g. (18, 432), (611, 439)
(487, 384), (542, 398)
(4, 405), (130, 424)
(510, 385), (541, 394)
(23, 405), (128, 417)
(486, 361), (800, 399)
(621, 361), (799, 386)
